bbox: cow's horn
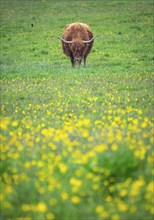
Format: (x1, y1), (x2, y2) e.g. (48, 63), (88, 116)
(82, 35), (98, 43)
(57, 36), (73, 44)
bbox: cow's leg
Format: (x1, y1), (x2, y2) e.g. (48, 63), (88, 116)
(84, 57), (87, 66)
(79, 59), (82, 66)
(70, 57), (75, 67)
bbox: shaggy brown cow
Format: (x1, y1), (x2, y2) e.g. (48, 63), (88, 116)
(58, 22), (97, 67)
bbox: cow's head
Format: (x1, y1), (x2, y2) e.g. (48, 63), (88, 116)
(58, 35), (98, 66)
(70, 41), (85, 63)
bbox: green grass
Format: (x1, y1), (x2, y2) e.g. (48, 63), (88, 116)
(0, 0), (154, 219)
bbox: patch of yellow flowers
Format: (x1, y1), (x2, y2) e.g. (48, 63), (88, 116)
(0, 103), (153, 219)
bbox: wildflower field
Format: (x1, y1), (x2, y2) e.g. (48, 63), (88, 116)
(0, 0), (154, 219)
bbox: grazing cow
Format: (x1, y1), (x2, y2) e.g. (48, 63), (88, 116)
(58, 22), (97, 67)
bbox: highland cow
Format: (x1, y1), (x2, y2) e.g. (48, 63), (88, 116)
(58, 22), (97, 67)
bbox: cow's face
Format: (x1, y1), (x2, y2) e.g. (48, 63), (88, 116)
(70, 42), (85, 63)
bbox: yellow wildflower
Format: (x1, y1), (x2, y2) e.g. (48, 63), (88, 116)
(111, 214), (120, 220)
(118, 201), (129, 212)
(71, 196), (80, 204)
(111, 144), (118, 151)
(22, 204), (31, 212)
(58, 163), (68, 173)
(46, 212), (55, 220)
(92, 184), (99, 190)
(96, 205), (109, 217)
(61, 192), (69, 201)
(36, 202), (47, 212)
(70, 178), (82, 187)
(94, 144), (108, 152)
(0, 118), (10, 130)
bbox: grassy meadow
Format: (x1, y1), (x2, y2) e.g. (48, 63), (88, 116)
(0, 0), (154, 219)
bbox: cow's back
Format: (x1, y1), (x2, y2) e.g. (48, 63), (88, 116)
(63, 22), (93, 41)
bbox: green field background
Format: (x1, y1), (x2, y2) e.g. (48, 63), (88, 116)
(0, 0), (154, 219)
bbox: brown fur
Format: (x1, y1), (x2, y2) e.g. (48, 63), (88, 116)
(61, 22), (95, 67)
